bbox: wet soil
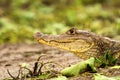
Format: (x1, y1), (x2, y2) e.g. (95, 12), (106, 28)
(0, 43), (120, 80)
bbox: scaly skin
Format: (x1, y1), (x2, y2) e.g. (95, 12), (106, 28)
(34, 27), (120, 60)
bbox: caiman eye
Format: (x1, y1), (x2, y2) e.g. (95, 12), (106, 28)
(66, 27), (78, 35)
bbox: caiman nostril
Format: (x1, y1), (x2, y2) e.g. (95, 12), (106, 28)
(34, 32), (43, 39)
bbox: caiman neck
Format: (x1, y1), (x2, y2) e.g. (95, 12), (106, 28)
(96, 36), (120, 58)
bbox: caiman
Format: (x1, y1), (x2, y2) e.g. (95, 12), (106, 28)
(34, 27), (120, 61)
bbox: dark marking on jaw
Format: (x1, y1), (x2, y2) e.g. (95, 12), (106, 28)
(39, 38), (73, 43)
(49, 40), (73, 43)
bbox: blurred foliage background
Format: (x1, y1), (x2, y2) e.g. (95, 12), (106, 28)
(0, 0), (120, 44)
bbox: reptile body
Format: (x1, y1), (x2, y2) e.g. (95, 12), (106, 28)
(34, 28), (120, 60)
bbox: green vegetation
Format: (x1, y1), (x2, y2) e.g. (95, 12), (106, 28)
(95, 50), (117, 67)
(0, 0), (120, 44)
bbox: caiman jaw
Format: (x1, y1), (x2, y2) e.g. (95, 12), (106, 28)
(34, 32), (94, 53)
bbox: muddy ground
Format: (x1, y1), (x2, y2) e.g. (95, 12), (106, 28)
(0, 43), (120, 80)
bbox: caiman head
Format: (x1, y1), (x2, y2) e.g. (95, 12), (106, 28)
(34, 27), (100, 59)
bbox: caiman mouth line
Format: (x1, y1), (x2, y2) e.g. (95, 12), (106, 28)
(49, 39), (77, 43)
(38, 38), (94, 53)
(38, 38), (77, 44)
(39, 37), (90, 43)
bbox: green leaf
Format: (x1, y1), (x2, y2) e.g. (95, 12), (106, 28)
(94, 73), (120, 80)
(50, 76), (68, 80)
(61, 57), (96, 77)
(94, 74), (113, 80)
(110, 65), (120, 69)
(38, 73), (51, 79)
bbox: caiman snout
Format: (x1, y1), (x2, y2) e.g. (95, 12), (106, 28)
(34, 32), (55, 41)
(34, 32), (43, 40)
